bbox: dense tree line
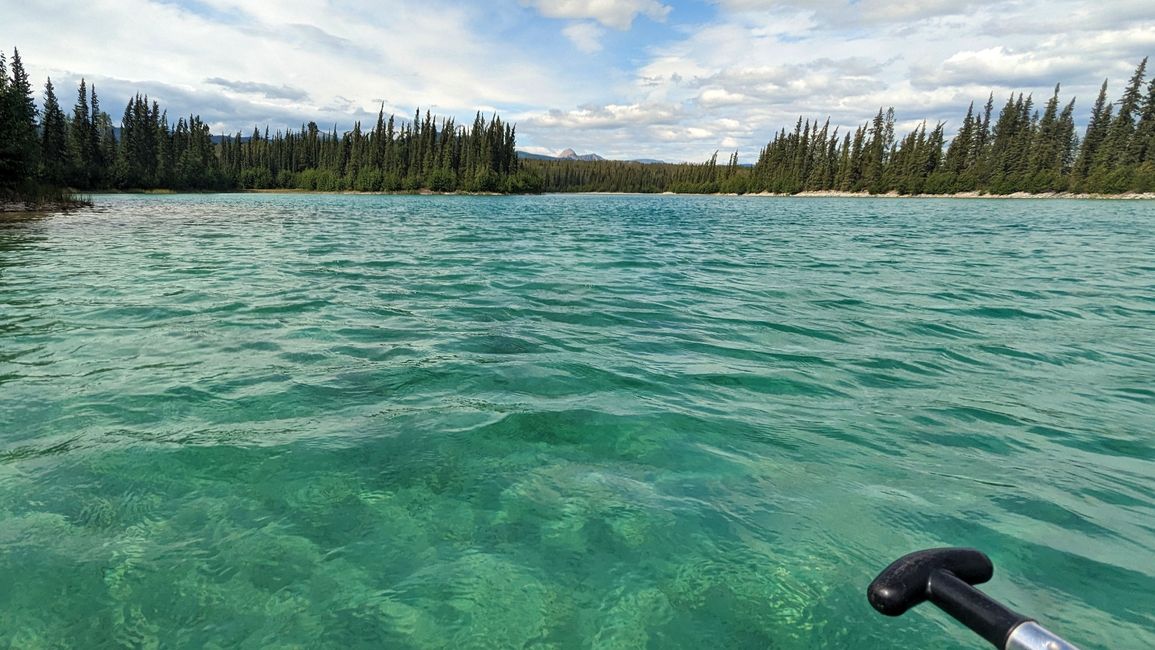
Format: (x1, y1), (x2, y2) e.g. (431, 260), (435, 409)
(527, 152), (727, 193)
(4, 45), (1154, 200)
(0, 46), (537, 200)
(528, 57), (1155, 195)
(218, 109), (535, 193)
(0, 49), (41, 198)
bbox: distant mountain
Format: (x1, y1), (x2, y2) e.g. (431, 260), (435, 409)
(516, 149), (665, 164)
(557, 148), (605, 162)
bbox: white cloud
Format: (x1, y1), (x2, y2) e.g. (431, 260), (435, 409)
(527, 102), (682, 129)
(698, 88), (748, 106)
(652, 126), (713, 141)
(563, 22), (605, 52)
(557, 0), (1155, 160)
(522, 0), (671, 30)
(7, 0), (1155, 163)
(923, 47), (1088, 88)
(712, 0), (994, 26)
(11, 0), (576, 133)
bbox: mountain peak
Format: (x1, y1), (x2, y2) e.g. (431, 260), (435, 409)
(557, 148), (605, 162)
(516, 149), (665, 164)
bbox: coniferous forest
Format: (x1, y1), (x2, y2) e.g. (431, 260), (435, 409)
(2, 45), (1154, 201)
(1, 47), (536, 203)
(525, 57), (1155, 195)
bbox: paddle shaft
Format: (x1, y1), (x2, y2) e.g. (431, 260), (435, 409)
(868, 549), (1082, 650)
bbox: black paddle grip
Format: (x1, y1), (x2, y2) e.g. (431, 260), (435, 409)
(868, 548), (1032, 648)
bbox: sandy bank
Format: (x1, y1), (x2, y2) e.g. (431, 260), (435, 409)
(747, 190), (1155, 200)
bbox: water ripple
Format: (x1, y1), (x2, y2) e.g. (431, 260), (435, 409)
(1, 194), (1153, 648)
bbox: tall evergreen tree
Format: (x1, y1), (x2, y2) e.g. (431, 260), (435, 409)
(0, 51), (9, 187)
(0, 48), (39, 190)
(69, 78), (95, 187)
(945, 102), (975, 175)
(1133, 74), (1155, 157)
(88, 84), (107, 186)
(40, 77), (69, 185)
(974, 94), (995, 162)
(1028, 85), (1061, 182)
(1074, 79), (1113, 182)
(862, 107), (895, 192)
(1093, 57), (1147, 180)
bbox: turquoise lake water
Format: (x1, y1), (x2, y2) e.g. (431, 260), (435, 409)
(1, 193), (1153, 648)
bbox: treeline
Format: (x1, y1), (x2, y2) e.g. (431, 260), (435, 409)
(527, 57), (1155, 195)
(219, 109), (536, 193)
(5, 44), (1154, 200)
(742, 59), (1154, 195)
(527, 154), (727, 193)
(0, 46), (538, 199)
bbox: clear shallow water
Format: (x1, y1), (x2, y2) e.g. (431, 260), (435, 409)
(1, 193), (1153, 648)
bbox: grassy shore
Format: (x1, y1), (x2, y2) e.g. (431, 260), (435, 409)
(1, 186), (93, 213)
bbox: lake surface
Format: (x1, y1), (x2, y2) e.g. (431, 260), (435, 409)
(1, 193), (1153, 648)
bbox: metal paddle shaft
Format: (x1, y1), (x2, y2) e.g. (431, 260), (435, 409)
(867, 548), (1081, 650)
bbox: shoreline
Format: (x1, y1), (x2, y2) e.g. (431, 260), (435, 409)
(747, 190), (1155, 200)
(7, 189), (1154, 210)
(0, 198), (93, 214)
(573, 190), (1155, 200)
(238, 188), (1155, 200)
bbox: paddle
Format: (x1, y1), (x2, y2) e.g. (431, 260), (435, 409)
(867, 548), (1081, 650)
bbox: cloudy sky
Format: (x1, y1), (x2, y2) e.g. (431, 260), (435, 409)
(7, 0), (1155, 161)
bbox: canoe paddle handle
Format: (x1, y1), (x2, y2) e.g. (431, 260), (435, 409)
(867, 548), (1081, 650)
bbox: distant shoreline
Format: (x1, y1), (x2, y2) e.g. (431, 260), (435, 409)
(6, 189), (1154, 212)
(743, 190), (1155, 200)
(570, 190), (1155, 199)
(241, 189), (1155, 200)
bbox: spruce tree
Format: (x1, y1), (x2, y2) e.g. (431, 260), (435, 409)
(1133, 73), (1155, 190)
(1028, 85), (1061, 190)
(89, 84), (106, 186)
(1132, 75), (1155, 159)
(1094, 58), (1147, 177)
(1074, 79), (1113, 183)
(40, 77), (69, 185)
(0, 52), (10, 187)
(945, 102), (975, 174)
(69, 78), (94, 187)
(1, 48), (40, 190)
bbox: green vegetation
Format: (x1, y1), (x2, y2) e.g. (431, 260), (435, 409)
(0, 46), (539, 200)
(527, 152), (731, 194)
(3, 44), (1154, 199)
(527, 57), (1155, 195)
(218, 109), (539, 193)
